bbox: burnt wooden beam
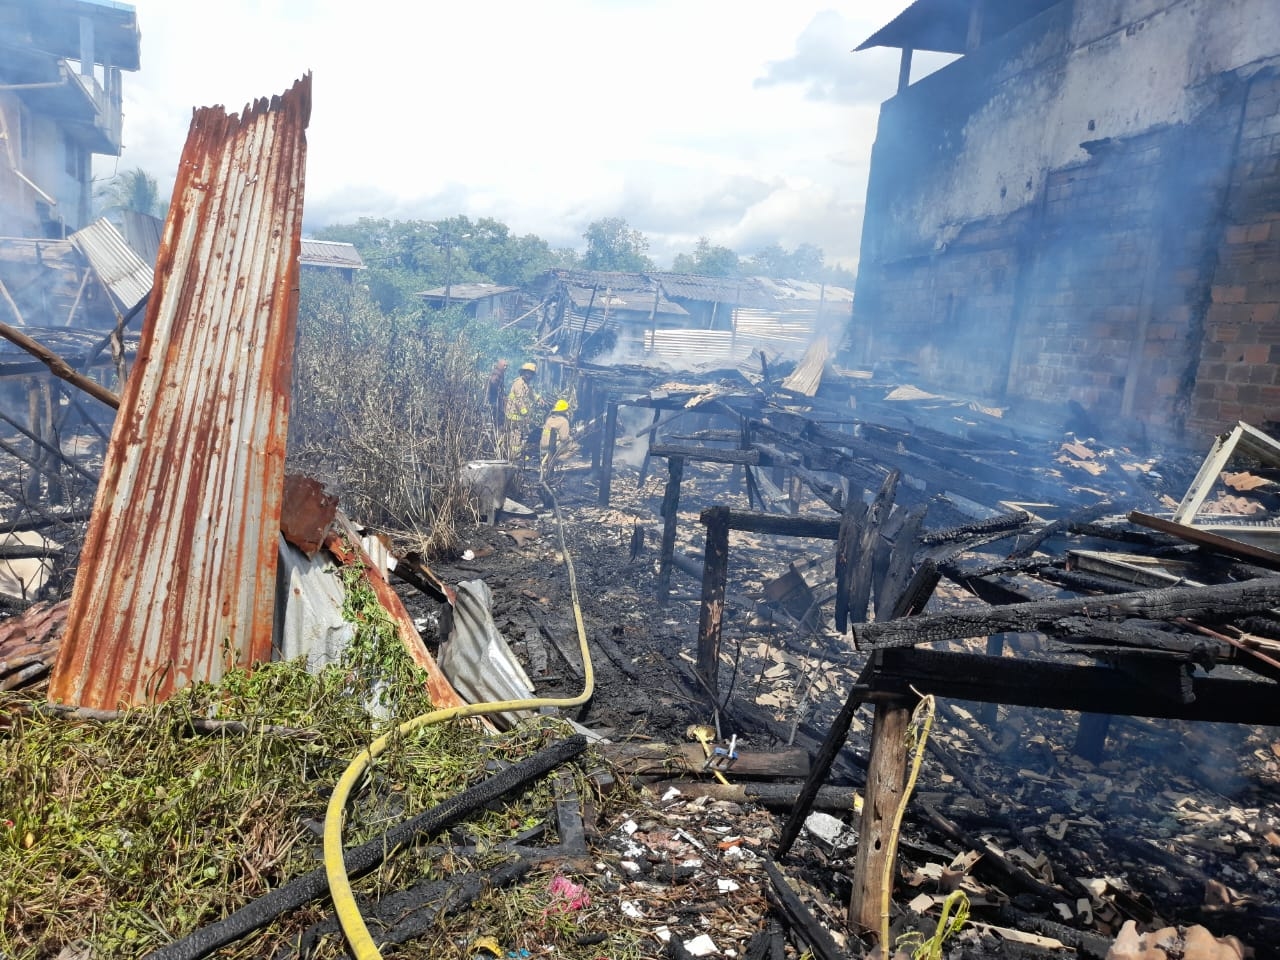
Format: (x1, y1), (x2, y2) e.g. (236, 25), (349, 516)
(604, 742), (810, 779)
(1007, 500), (1111, 560)
(853, 576), (1280, 649)
(869, 648), (1280, 724)
(696, 506), (731, 701)
(775, 666), (873, 859)
(1051, 616), (1230, 659)
(848, 472), (899, 627)
(874, 505), (927, 621)
(761, 854), (849, 960)
(920, 510), (1032, 545)
(703, 507), (841, 540)
(598, 399), (619, 507)
(834, 490), (865, 632)
(1129, 510), (1280, 570)
(888, 558), (940, 619)
(656, 455), (684, 605)
(635, 407), (663, 488)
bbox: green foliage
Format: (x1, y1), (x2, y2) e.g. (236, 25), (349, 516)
(581, 216), (654, 272)
(670, 236), (741, 277)
(314, 215), (570, 314)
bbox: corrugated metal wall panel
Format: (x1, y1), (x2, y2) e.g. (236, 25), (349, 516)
(49, 77), (311, 709)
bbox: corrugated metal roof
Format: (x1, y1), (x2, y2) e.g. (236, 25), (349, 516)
(121, 209), (163, 267)
(418, 282), (517, 302)
(565, 284), (687, 316)
(299, 238), (365, 269)
(69, 218), (152, 314)
(49, 76), (312, 710)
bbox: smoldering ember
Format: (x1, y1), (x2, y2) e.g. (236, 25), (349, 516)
(1, 2), (1280, 960)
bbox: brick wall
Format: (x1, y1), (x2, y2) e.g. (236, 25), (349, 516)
(1188, 71), (1280, 436)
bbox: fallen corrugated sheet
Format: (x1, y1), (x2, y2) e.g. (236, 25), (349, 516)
(69, 218), (153, 314)
(48, 77), (312, 709)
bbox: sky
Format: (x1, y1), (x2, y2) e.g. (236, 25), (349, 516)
(99, 1), (954, 272)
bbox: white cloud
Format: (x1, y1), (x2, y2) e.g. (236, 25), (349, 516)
(103, 1), (925, 270)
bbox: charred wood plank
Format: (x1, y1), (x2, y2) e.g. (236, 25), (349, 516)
(775, 666), (872, 859)
(1007, 500), (1112, 560)
(869, 648), (1280, 724)
(598, 399), (619, 507)
(887, 558), (940, 620)
(656, 455), (684, 604)
(834, 491), (866, 632)
(1051, 616), (1230, 659)
(847, 471), (899, 625)
(761, 854), (850, 960)
(874, 505), (927, 621)
(604, 742), (810, 779)
(920, 510), (1032, 545)
(696, 506), (731, 700)
(854, 576), (1280, 649)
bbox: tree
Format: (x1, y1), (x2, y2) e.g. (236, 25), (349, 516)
(95, 167), (166, 220)
(747, 242), (826, 281)
(581, 217), (654, 272)
(671, 237), (740, 277)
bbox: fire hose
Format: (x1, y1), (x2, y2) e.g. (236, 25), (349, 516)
(323, 482), (597, 960)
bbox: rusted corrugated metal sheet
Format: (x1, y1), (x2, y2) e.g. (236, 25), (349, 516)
(48, 77), (311, 709)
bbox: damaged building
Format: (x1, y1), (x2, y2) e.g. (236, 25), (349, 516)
(851, 0), (1280, 440)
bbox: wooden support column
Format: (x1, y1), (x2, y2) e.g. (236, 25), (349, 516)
(657, 455), (684, 604)
(598, 398), (619, 507)
(696, 505), (731, 701)
(978, 634), (1007, 724)
(834, 487), (866, 632)
(636, 407), (662, 488)
(1074, 712), (1112, 763)
(850, 693), (913, 937)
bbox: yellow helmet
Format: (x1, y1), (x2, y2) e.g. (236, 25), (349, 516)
(519, 362), (537, 373)
(553, 398), (570, 412)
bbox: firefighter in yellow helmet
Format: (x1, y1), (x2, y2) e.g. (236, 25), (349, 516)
(539, 397), (575, 482)
(504, 362), (541, 459)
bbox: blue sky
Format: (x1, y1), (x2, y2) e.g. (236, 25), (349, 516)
(102, 2), (953, 270)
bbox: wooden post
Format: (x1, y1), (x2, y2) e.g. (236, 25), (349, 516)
(657, 456), (684, 604)
(636, 407), (662, 488)
(1074, 712), (1111, 763)
(598, 399), (618, 507)
(979, 633), (1007, 724)
(697, 505), (730, 702)
(850, 694), (913, 937)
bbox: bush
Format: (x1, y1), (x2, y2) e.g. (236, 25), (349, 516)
(287, 275), (497, 555)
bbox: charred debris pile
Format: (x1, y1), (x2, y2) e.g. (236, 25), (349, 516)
(0, 84), (1276, 960)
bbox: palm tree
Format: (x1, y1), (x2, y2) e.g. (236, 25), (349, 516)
(95, 167), (166, 221)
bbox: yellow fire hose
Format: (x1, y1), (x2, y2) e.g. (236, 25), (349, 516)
(323, 486), (595, 960)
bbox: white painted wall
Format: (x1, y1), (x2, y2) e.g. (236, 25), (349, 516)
(882, 0), (1280, 250)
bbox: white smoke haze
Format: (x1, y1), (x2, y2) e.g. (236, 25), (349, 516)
(103, 2), (956, 271)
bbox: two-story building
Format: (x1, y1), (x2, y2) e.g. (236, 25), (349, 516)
(0, 0), (140, 238)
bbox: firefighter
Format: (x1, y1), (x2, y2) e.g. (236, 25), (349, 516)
(504, 361), (540, 459)
(539, 398), (574, 482)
